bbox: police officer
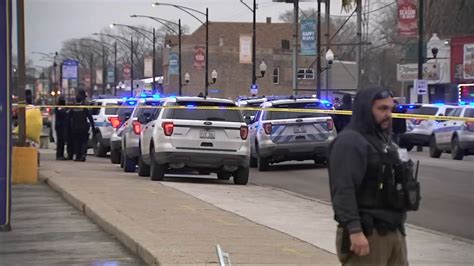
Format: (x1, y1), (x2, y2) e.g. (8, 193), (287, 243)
(328, 88), (412, 265)
(54, 97), (68, 160)
(68, 95), (94, 162)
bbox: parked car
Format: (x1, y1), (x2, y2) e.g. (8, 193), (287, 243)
(109, 99), (139, 165)
(89, 98), (122, 157)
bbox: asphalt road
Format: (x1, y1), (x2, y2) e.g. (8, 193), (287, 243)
(249, 151), (474, 240)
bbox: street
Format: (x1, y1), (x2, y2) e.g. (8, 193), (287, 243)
(250, 151), (474, 240)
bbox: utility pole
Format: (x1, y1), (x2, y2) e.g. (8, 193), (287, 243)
(292, 0), (299, 96)
(152, 27), (156, 94)
(325, 0), (331, 99)
(251, 0), (257, 87)
(131, 36), (134, 97)
(356, 0), (362, 91)
(316, 0), (322, 99)
(204, 8), (209, 97)
(178, 19), (183, 96)
(417, 0), (424, 103)
(114, 42), (117, 96)
(102, 45), (106, 95)
(16, 0), (26, 146)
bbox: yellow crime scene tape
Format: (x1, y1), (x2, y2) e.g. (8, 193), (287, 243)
(14, 104), (474, 122)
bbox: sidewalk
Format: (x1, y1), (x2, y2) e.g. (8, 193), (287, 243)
(38, 151), (474, 265)
(0, 183), (144, 265)
(38, 153), (338, 265)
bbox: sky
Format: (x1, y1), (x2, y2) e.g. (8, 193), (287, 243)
(13, 0), (352, 68)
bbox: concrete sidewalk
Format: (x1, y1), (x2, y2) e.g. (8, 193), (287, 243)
(39, 154), (338, 265)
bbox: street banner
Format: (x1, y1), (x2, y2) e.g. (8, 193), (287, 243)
(144, 57), (153, 78)
(169, 53), (179, 75)
(61, 59), (79, 79)
(123, 64), (131, 80)
(300, 19), (317, 55)
(463, 44), (474, 80)
(95, 69), (103, 84)
(397, 0), (417, 37)
(239, 35), (252, 64)
(0, 0), (12, 231)
(107, 67), (114, 84)
(397, 63), (440, 81)
(194, 46), (205, 70)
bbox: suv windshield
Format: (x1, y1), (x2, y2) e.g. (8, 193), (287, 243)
(164, 101), (243, 122)
(263, 102), (330, 120)
(406, 106), (438, 116)
(134, 100), (163, 118)
(117, 102), (135, 117)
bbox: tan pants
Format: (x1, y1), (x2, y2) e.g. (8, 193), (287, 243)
(336, 227), (408, 266)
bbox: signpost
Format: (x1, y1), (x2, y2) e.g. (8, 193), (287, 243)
(414, 79), (428, 95)
(250, 84), (258, 95)
(1, 0), (12, 231)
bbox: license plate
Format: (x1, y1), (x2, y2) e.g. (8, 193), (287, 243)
(200, 130), (215, 139)
(293, 126), (306, 133)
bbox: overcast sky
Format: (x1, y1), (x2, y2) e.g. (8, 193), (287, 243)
(14, 0), (352, 67)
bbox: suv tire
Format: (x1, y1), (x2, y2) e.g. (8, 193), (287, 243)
(233, 167), (249, 185)
(123, 155), (136, 173)
(429, 137), (442, 158)
(257, 155), (269, 171)
(137, 153), (150, 177)
(217, 172), (232, 180)
(150, 147), (165, 181)
(110, 149), (121, 164)
(451, 137), (464, 160)
(93, 133), (107, 157)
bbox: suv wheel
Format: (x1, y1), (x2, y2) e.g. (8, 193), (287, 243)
(233, 167), (249, 185)
(217, 172), (231, 180)
(451, 137), (464, 160)
(110, 149), (121, 164)
(93, 133), (107, 157)
(429, 137), (442, 158)
(123, 154), (136, 173)
(150, 147), (165, 181)
(137, 152), (150, 177)
(257, 155), (269, 171)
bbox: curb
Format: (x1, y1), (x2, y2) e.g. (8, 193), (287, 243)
(40, 172), (159, 266)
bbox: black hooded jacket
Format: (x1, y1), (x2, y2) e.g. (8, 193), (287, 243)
(328, 88), (406, 235)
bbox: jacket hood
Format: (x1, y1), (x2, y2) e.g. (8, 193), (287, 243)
(347, 87), (392, 140)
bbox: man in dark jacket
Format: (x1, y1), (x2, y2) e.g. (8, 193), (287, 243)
(328, 88), (408, 265)
(68, 95), (94, 162)
(54, 97), (68, 160)
(334, 93), (353, 132)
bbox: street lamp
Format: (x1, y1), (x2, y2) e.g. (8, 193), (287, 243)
(210, 69), (218, 84)
(316, 49), (335, 99)
(259, 60), (267, 78)
(110, 23), (158, 94)
(153, 2), (210, 96)
(131, 15), (184, 96)
(184, 72), (190, 84)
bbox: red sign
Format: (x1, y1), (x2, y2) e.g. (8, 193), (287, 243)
(123, 64), (131, 80)
(194, 46), (206, 70)
(397, 0), (417, 37)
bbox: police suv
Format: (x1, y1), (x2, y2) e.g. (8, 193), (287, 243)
(431, 105), (474, 160)
(236, 97), (267, 123)
(249, 97), (336, 171)
(109, 98), (139, 165)
(120, 96), (164, 173)
(90, 98), (122, 157)
(139, 96), (250, 184)
(400, 104), (459, 151)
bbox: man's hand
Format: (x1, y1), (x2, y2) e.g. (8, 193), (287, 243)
(349, 232), (370, 256)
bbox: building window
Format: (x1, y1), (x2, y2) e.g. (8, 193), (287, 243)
(273, 67), (280, 84)
(297, 68), (314, 80)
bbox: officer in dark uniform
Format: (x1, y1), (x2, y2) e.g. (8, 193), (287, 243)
(68, 95), (94, 162)
(54, 97), (68, 160)
(329, 88), (419, 265)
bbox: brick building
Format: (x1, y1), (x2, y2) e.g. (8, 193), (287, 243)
(162, 18), (356, 99)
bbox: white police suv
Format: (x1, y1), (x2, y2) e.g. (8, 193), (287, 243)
(90, 98), (122, 157)
(249, 97), (336, 171)
(431, 105), (474, 160)
(109, 98), (139, 165)
(139, 96), (250, 184)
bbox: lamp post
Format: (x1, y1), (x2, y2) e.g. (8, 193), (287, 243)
(317, 49), (334, 99)
(240, 0), (261, 91)
(80, 38), (116, 95)
(153, 2), (210, 96)
(110, 24), (156, 95)
(131, 15), (183, 96)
